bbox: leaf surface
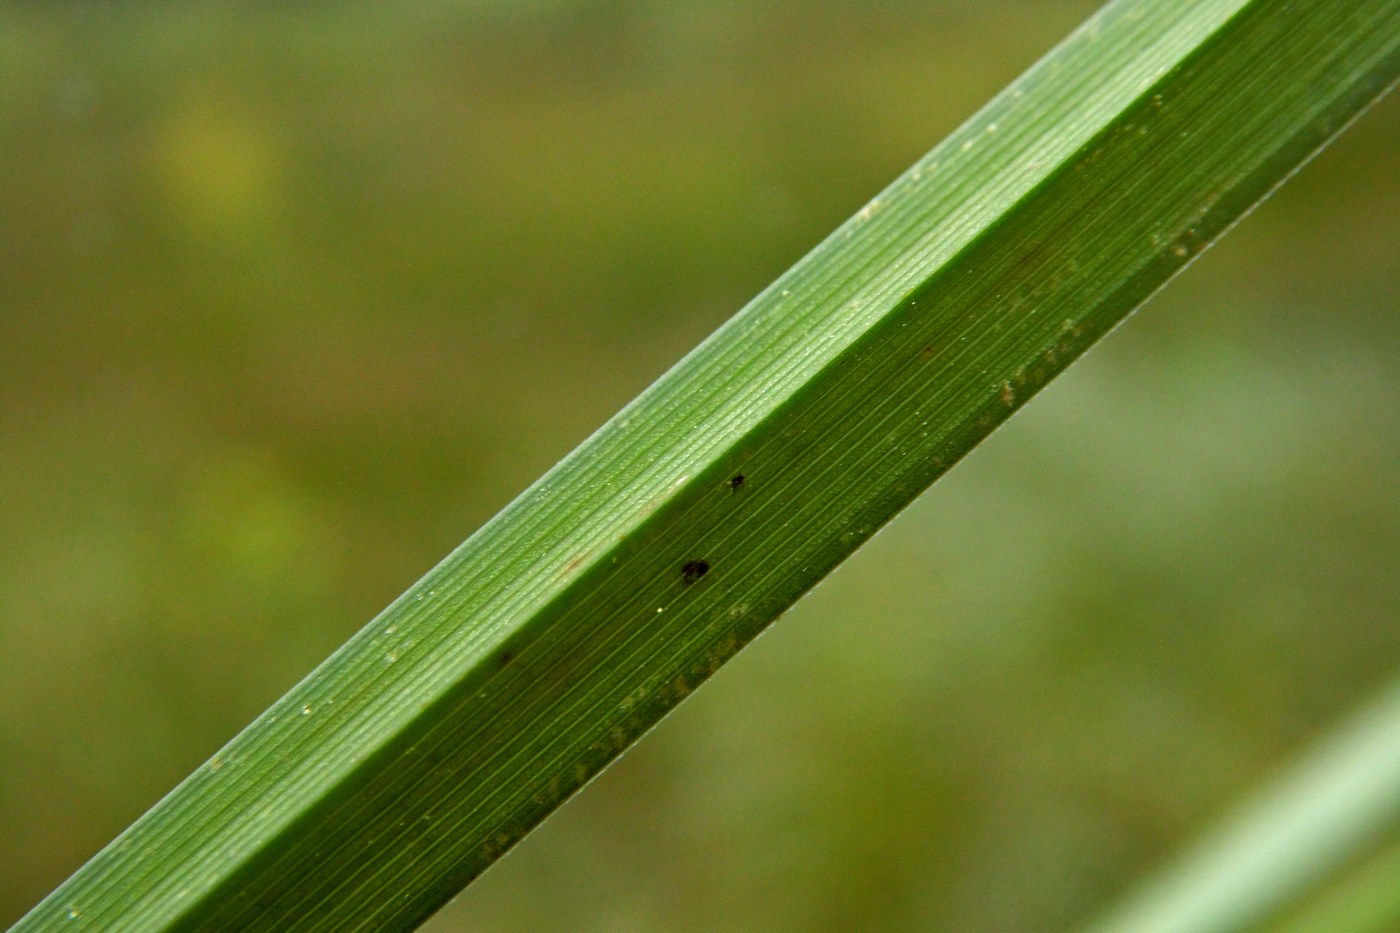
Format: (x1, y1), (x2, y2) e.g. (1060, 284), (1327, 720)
(14, 1), (1400, 929)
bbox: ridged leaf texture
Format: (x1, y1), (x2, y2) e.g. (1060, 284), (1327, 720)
(14, 0), (1400, 929)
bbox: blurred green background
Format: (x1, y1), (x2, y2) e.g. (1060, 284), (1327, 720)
(2, 2), (1398, 929)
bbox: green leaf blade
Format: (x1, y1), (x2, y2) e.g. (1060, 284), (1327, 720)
(14, 0), (1400, 930)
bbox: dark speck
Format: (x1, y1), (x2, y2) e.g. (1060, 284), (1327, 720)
(729, 474), (745, 491)
(498, 650), (515, 668)
(681, 560), (710, 585)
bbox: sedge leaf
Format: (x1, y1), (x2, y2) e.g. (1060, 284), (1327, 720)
(14, 0), (1400, 929)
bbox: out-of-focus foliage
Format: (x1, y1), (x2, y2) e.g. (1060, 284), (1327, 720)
(0, 2), (1396, 930)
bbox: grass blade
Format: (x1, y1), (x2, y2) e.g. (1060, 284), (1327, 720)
(1266, 836), (1400, 933)
(14, 0), (1400, 929)
(1082, 671), (1400, 933)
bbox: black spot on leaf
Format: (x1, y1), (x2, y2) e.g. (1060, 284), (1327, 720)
(681, 560), (710, 585)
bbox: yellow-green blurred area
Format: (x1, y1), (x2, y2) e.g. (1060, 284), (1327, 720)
(2, 1), (1399, 929)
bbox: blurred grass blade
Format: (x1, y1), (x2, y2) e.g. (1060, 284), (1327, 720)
(14, 1), (1400, 930)
(1265, 835), (1400, 933)
(1082, 671), (1400, 933)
